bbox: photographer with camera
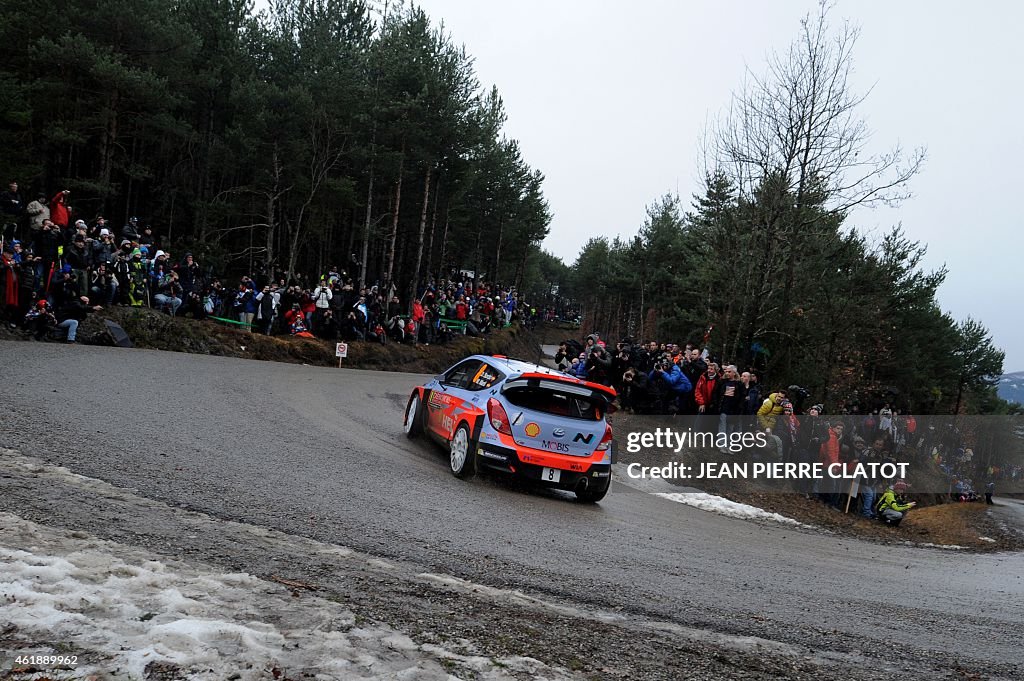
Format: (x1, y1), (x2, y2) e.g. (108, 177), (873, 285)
(90, 262), (118, 307)
(585, 342), (614, 386)
(65, 233), (94, 292)
(647, 355), (692, 415)
(787, 384), (812, 414)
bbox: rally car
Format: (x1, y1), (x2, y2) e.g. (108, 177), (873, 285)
(403, 355), (616, 502)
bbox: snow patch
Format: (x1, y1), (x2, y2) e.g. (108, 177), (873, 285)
(654, 492), (815, 528)
(0, 512), (575, 680)
(903, 541), (967, 550)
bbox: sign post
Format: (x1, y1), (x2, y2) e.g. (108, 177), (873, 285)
(335, 342), (348, 368)
(845, 478), (859, 514)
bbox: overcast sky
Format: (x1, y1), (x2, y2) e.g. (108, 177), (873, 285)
(409, 0), (1023, 372)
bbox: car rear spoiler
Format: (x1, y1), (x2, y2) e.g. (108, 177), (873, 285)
(502, 372), (617, 402)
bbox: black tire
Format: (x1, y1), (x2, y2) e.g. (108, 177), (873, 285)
(576, 472), (611, 503)
(403, 393), (424, 438)
(449, 422), (477, 479)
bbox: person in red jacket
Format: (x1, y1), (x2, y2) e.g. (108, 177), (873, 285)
(818, 422), (845, 507)
(694, 363), (720, 414)
(49, 190), (70, 229)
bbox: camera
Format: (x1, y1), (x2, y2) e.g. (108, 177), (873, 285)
(788, 385), (811, 401)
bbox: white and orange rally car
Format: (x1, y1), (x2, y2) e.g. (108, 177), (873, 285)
(403, 355), (616, 502)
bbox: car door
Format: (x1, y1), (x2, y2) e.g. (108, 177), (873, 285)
(426, 359), (482, 439)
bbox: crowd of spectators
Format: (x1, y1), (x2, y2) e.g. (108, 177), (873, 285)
(552, 332), (1007, 525)
(1, 181), (550, 344)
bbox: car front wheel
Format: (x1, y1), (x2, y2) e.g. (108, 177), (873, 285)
(404, 393), (423, 438)
(449, 422), (476, 479)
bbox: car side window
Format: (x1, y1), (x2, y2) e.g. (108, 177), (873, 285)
(443, 360), (480, 389)
(466, 362), (504, 392)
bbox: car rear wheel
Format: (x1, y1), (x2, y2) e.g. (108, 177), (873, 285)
(449, 422), (476, 479)
(576, 471), (611, 503)
(404, 393), (423, 438)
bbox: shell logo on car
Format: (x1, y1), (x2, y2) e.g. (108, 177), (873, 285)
(524, 422), (541, 437)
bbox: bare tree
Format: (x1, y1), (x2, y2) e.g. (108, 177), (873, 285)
(709, 0), (926, 369)
(714, 0), (925, 215)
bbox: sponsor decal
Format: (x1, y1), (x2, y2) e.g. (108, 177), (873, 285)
(573, 432), (595, 444)
(429, 392), (453, 408)
(541, 440), (571, 453)
(524, 422), (541, 437)
(552, 428), (566, 438)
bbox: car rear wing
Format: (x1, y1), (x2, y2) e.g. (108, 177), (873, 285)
(502, 372), (617, 403)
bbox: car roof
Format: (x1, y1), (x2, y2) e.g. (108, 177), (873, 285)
(466, 355), (618, 399)
(467, 355), (554, 375)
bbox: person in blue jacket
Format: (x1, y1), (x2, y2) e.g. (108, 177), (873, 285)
(648, 355), (692, 414)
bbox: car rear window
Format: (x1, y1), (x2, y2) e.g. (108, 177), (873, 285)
(503, 386), (603, 421)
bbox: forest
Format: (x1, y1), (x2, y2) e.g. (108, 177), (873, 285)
(0, 0), (552, 304)
(0, 0), (1011, 414)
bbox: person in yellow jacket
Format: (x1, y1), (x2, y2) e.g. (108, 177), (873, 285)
(877, 481), (916, 526)
(756, 391), (788, 431)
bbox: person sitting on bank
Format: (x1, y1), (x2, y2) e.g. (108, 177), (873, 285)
(876, 480), (916, 526)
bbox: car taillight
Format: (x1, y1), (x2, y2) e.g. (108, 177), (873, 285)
(487, 398), (512, 435)
(596, 424), (613, 451)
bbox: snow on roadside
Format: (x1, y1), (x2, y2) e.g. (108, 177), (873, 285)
(0, 512), (573, 681)
(654, 492), (815, 528)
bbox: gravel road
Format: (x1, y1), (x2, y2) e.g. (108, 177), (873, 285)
(2, 341), (1022, 680)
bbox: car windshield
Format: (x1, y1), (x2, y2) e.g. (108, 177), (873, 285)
(503, 386), (603, 421)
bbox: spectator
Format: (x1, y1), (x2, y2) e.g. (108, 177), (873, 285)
(176, 253), (201, 296)
(121, 216), (141, 243)
(56, 295), (101, 343)
(49, 190), (70, 229)
(1, 181), (24, 242)
(23, 299), (57, 340)
(65, 234), (93, 289)
(818, 421), (845, 507)
(90, 262), (118, 307)
(1, 245), (19, 324)
(92, 229), (116, 265)
(757, 390), (788, 431)
(713, 365), (746, 445)
(25, 193), (49, 231)
(153, 271), (183, 316)
(312, 279), (333, 329)
(694, 363), (720, 414)
(648, 355), (692, 414)
(254, 284), (279, 334)
(876, 481), (916, 526)
(127, 250), (149, 306)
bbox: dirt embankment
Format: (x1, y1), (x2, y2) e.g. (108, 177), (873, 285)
(1, 307), (545, 375)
